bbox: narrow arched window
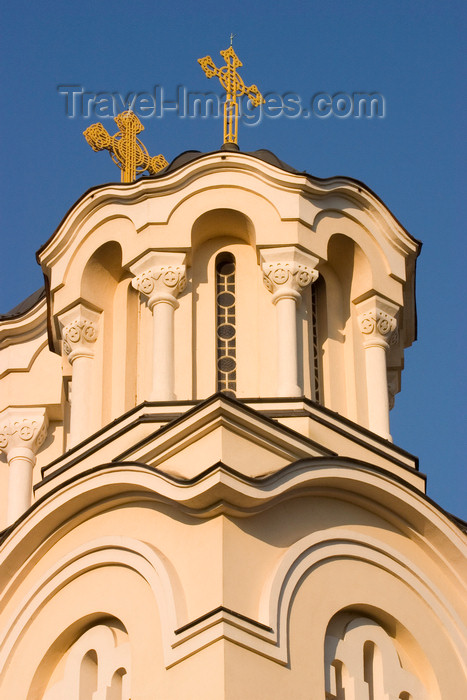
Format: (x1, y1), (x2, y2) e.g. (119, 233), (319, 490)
(216, 253), (237, 397)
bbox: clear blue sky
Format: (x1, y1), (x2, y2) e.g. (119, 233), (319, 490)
(0, 1), (465, 518)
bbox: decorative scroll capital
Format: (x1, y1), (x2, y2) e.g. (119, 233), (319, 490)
(57, 304), (101, 363)
(130, 252), (187, 309)
(0, 407), (48, 459)
(355, 295), (399, 349)
(260, 247), (319, 304)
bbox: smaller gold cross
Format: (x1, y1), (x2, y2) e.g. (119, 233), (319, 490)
(198, 45), (264, 146)
(83, 111), (168, 183)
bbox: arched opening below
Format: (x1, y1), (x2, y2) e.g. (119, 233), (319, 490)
(79, 649), (98, 700)
(324, 612), (429, 700)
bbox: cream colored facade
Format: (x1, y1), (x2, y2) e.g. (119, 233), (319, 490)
(0, 149), (465, 698)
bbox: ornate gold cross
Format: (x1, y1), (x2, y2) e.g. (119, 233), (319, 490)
(198, 45), (264, 145)
(83, 111), (168, 183)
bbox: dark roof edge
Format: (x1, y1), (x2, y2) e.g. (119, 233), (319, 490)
(0, 286), (45, 321)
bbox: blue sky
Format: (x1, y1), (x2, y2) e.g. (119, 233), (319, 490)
(0, 1), (465, 518)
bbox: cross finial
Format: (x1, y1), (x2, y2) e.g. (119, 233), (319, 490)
(83, 111), (168, 183)
(198, 44), (264, 146)
(230, 32), (235, 46)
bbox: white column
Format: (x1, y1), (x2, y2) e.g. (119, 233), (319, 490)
(58, 304), (101, 447)
(130, 252), (186, 401)
(261, 247), (319, 397)
(0, 407), (48, 524)
(356, 295), (398, 441)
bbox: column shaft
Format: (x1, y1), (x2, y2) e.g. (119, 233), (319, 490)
(7, 449), (35, 523)
(356, 296), (398, 442)
(69, 354), (94, 446)
(0, 408), (48, 525)
(151, 300), (176, 400)
(58, 305), (101, 449)
(364, 343), (391, 439)
(260, 247), (319, 399)
(130, 252), (186, 402)
(276, 296), (300, 397)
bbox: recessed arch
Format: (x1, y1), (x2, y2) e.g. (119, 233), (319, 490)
(80, 240), (124, 308)
(324, 612), (431, 699)
(259, 528), (467, 674)
(0, 537), (183, 683)
(191, 208), (255, 250)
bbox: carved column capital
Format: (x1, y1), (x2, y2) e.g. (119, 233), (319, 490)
(57, 304), (101, 363)
(0, 407), (48, 459)
(260, 247), (319, 303)
(356, 296), (399, 349)
(130, 252), (187, 309)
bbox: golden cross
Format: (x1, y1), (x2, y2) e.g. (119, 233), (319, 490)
(83, 111), (168, 183)
(198, 45), (264, 146)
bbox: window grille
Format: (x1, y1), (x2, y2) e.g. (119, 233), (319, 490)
(216, 254), (237, 397)
(311, 282), (321, 402)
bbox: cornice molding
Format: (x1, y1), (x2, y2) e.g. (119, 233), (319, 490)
(0, 466), (464, 673)
(37, 152), (420, 273)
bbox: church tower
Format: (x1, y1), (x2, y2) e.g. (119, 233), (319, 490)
(0, 112), (466, 695)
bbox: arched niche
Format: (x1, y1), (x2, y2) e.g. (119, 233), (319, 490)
(324, 610), (434, 700)
(77, 241), (137, 424)
(0, 536), (172, 699)
(57, 216), (137, 307)
(80, 241), (123, 309)
(189, 209), (265, 398)
(191, 208), (255, 252)
(33, 617), (131, 700)
(316, 234), (373, 422)
(313, 210), (392, 293)
(326, 234), (373, 320)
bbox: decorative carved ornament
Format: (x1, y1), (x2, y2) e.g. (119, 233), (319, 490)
(57, 304), (101, 363)
(261, 247), (320, 303)
(0, 408), (48, 456)
(358, 309), (396, 337)
(62, 318), (99, 359)
(132, 265), (186, 304)
(130, 252), (188, 310)
(355, 295), (399, 350)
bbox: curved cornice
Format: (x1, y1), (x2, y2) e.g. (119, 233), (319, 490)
(36, 151), (421, 273)
(1, 458), (464, 564)
(0, 460), (465, 672)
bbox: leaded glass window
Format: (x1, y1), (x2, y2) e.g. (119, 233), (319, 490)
(216, 254), (236, 397)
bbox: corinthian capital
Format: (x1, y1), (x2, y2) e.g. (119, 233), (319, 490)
(355, 295), (399, 349)
(0, 407), (48, 458)
(57, 303), (101, 363)
(260, 247), (319, 303)
(130, 252), (187, 309)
